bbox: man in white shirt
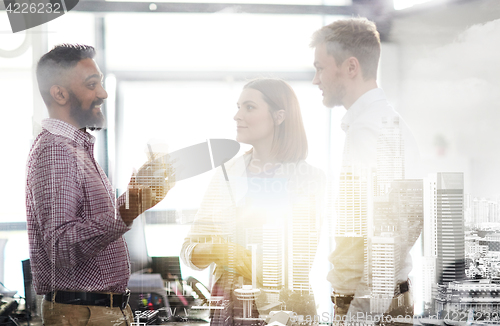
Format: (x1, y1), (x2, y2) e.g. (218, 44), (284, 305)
(310, 18), (421, 324)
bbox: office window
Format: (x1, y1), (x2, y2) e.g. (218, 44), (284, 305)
(105, 13), (323, 71)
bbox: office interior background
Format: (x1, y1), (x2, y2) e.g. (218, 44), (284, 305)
(1, 0), (500, 317)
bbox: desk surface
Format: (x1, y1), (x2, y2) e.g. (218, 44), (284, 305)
(22, 316), (431, 326)
(21, 316), (209, 326)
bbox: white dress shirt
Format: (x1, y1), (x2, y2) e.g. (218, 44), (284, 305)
(328, 88), (421, 316)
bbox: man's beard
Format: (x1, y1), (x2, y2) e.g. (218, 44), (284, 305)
(69, 91), (105, 131)
(323, 83), (346, 108)
(323, 72), (346, 108)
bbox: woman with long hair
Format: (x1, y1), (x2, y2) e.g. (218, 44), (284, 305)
(180, 78), (324, 325)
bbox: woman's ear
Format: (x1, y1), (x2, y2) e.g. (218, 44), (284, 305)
(50, 85), (69, 106)
(274, 110), (285, 126)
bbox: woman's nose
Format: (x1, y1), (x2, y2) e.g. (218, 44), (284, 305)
(234, 109), (242, 121)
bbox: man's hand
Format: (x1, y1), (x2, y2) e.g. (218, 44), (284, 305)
(135, 154), (176, 208)
(119, 159), (175, 225)
(119, 175), (147, 225)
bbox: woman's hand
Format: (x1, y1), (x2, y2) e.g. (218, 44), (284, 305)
(215, 241), (253, 282)
(191, 237), (253, 281)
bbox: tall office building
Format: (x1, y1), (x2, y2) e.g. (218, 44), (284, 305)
(287, 194), (320, 294)
(336, 167), (369, 284)
(370, 116), (405, 287)
(260, 193), (321, 307)
(435, 172), (465, 284)
(422, 174), (438, 304)
(337, 115), (424, 314)
(371, 180), (423, 313)
(374, 116), (405, 196)
(423, 175), (438, 258)
(262, 223), (283, 304)
(370, 116), (419, 282)
(422, 257), (436, 306)
(370, 233), (401, 314)
(421, 173), (465, 311)
(336, 167), (369, 237)
(463, 193), (473, 226)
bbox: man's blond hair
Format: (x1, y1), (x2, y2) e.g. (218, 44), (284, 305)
(310, 18), (381, 80)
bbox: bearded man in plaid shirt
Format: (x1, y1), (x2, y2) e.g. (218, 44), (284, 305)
(26, 44), (171, 325)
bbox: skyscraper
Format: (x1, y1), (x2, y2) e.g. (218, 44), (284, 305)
(370, 234), (401, 314)
(371, 180), (423, 313)
(262, 223), (282, 304)
(336, 167), (369, 287)
(288, 194), (320, 294)
(422, 173), (466, 310)
(336, 167), (369, 238)
(422, 174), (438, 305)
(374, 116), (405, 197)
(260, 190), (322, 310)
(333, 114), (422, 317)
(435, 172), (465, 284)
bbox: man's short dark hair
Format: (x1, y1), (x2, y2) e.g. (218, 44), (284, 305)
(310, 18), (381, 80)
(36, 44), (96, 105)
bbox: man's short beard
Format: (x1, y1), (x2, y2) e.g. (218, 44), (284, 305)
(323, 71), (346, 108)
(323, 84), (346, 108)
(68, 91), (105, 131)
(323, 96), (342, 108)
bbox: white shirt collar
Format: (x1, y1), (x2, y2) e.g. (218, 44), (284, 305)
(340, 88), (386, 132)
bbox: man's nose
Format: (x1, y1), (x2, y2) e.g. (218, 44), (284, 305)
(312, 71), (320, 85)
(98, 84), (108, 99)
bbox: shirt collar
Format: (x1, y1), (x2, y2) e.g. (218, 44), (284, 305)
(340, 88), (386, 132)
(42, 118), (95, 146)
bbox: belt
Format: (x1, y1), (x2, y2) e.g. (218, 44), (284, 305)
(45, 290), (130, 309)
(331, 293), (354, 307)
(395, 280), (410, 296)
(331, 280), (410, 306)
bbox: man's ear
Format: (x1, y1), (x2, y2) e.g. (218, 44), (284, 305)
(274, 110), (285, 126)
(345, 56), (361, 78)
(50, 85), (69, 106)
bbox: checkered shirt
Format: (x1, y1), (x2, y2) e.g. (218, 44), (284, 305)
(26, 119), (131, 295)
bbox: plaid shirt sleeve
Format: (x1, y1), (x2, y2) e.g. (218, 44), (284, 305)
(29, 141), (129, 269)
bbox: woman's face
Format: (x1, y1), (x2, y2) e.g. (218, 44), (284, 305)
(234, 88), (275, 147)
